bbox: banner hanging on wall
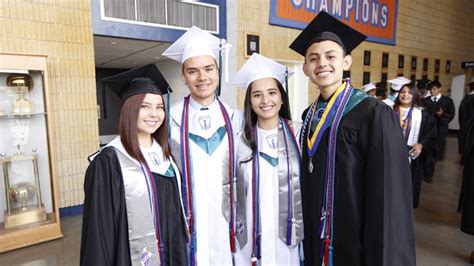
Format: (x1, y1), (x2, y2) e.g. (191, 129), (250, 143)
(270, 0), (398, 45)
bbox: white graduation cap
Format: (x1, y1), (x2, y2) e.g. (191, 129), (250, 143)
(230, 53), (294, 89)
(361, 81), (377, 93)
(162, 26), (226, 63)
(162, 26), (232, 84)
(387, 76), (411, 91)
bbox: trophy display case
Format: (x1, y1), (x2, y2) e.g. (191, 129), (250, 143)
(0, 53), (63, 253)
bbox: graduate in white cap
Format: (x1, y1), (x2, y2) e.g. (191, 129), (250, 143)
(361, 81), (377, 97)
(230, 53), (303, 265)
(162, 26), (242, 265)
(382, 76), (411, 107)
(289, 11), (415, 266)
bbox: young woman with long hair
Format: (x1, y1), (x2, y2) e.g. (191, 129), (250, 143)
(393, 83), (437, 208)
(231, 53), (303, 265)
(80, 65), (188, 265)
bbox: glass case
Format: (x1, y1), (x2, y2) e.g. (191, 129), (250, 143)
(0, 53), (62, 253)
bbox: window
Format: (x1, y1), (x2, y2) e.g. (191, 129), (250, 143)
(364, 51), (371, 66)
(446, 60), (451, 74)
(398, 55), (404, 69)
(410, 74), (416, 82)
(382, 53), (389, 68)
(381, 72), (388, 90)
(363, 71), (370, 85)
(102, 0), (218, 32)
(411, 56), (417, 71)
(423, 58), (428, 71)
(435, 59), (440, 73)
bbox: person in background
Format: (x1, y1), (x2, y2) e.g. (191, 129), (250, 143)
(162, 26), (242, 265)
(456, 77), (474, 264)
(424, 80), (455, 161)
(231, 53), (303, 265)
(458, 78), (474, 158)
(393, 83), (437, 208)
(375, 82), (387, 101)
(80, 64), (188, 265)
(289, 11), (415, 266)
(361, 81), (377, 97)
(417, 78), (431, 100)
(383, 76), (411, 107)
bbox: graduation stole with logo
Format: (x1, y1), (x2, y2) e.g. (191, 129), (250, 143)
(250, 118), (302, 265)
(301, 81), (353, 266)
(179, 95), (236, 265)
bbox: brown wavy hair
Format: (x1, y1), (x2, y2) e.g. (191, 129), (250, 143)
(119, 93), (171, 163)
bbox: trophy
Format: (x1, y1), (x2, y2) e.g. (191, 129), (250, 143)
(1, 152), (46, 229)
(6, 74), (35, 114)
(9, 119), (30, 154)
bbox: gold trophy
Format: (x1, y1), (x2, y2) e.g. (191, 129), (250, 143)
(1, 152), (47, 229)
(6, 74), (35, 114)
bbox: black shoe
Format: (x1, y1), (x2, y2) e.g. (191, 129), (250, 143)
(424, 176), (433, 183)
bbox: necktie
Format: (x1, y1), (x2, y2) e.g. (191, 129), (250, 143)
(433, 97), (438, 103)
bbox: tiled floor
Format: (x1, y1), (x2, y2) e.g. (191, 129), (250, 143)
(0, 135), (473, 265)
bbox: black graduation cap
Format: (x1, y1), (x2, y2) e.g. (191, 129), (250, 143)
(416, 78), (431, 90)
(102, 64), (172, 101)
(290, 11), (367, 56)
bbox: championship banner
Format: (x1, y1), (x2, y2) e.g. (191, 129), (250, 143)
(270, 0), (398, 45)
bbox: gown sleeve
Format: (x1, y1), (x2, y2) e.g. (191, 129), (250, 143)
(419, 110), (438, 151)
(80, 147), (131, 266)
(364, 103), (416, 266)
(439, 97), (455, 125)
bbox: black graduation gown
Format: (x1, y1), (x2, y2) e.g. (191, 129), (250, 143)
(424, 95), (455, 160)
(301, 92), (416, 266)
(80, 147), (188, 266)
(410, 110), (437, 208)
(458, 94), (474, 156)
(459, 118), (474, 235)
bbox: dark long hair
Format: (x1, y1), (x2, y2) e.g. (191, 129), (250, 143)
(243, 78), (291, 154)
(119, 93), (171, 163)
(394, 82), (421, 109)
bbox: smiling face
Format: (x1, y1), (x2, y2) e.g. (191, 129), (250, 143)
(430, 86), (441, 97)
(182, 55), (219, 106)
(136, 93), (165, 145)
(398, 86), (414, 107)
(303, 40), (352, 98)
(249, 77), (283, 128)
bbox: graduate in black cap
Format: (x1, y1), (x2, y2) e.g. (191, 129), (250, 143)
(80, 64), (188, 266)
(290, 11), (415, 266)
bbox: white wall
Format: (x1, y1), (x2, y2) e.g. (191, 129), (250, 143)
(449, 74), (466, 130)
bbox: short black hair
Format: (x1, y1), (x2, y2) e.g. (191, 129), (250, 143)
(428, 80), (442, 90)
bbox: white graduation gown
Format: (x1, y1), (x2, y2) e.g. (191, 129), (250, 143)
(169, 96), (243, 265)
(235, 124), (301, 265)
